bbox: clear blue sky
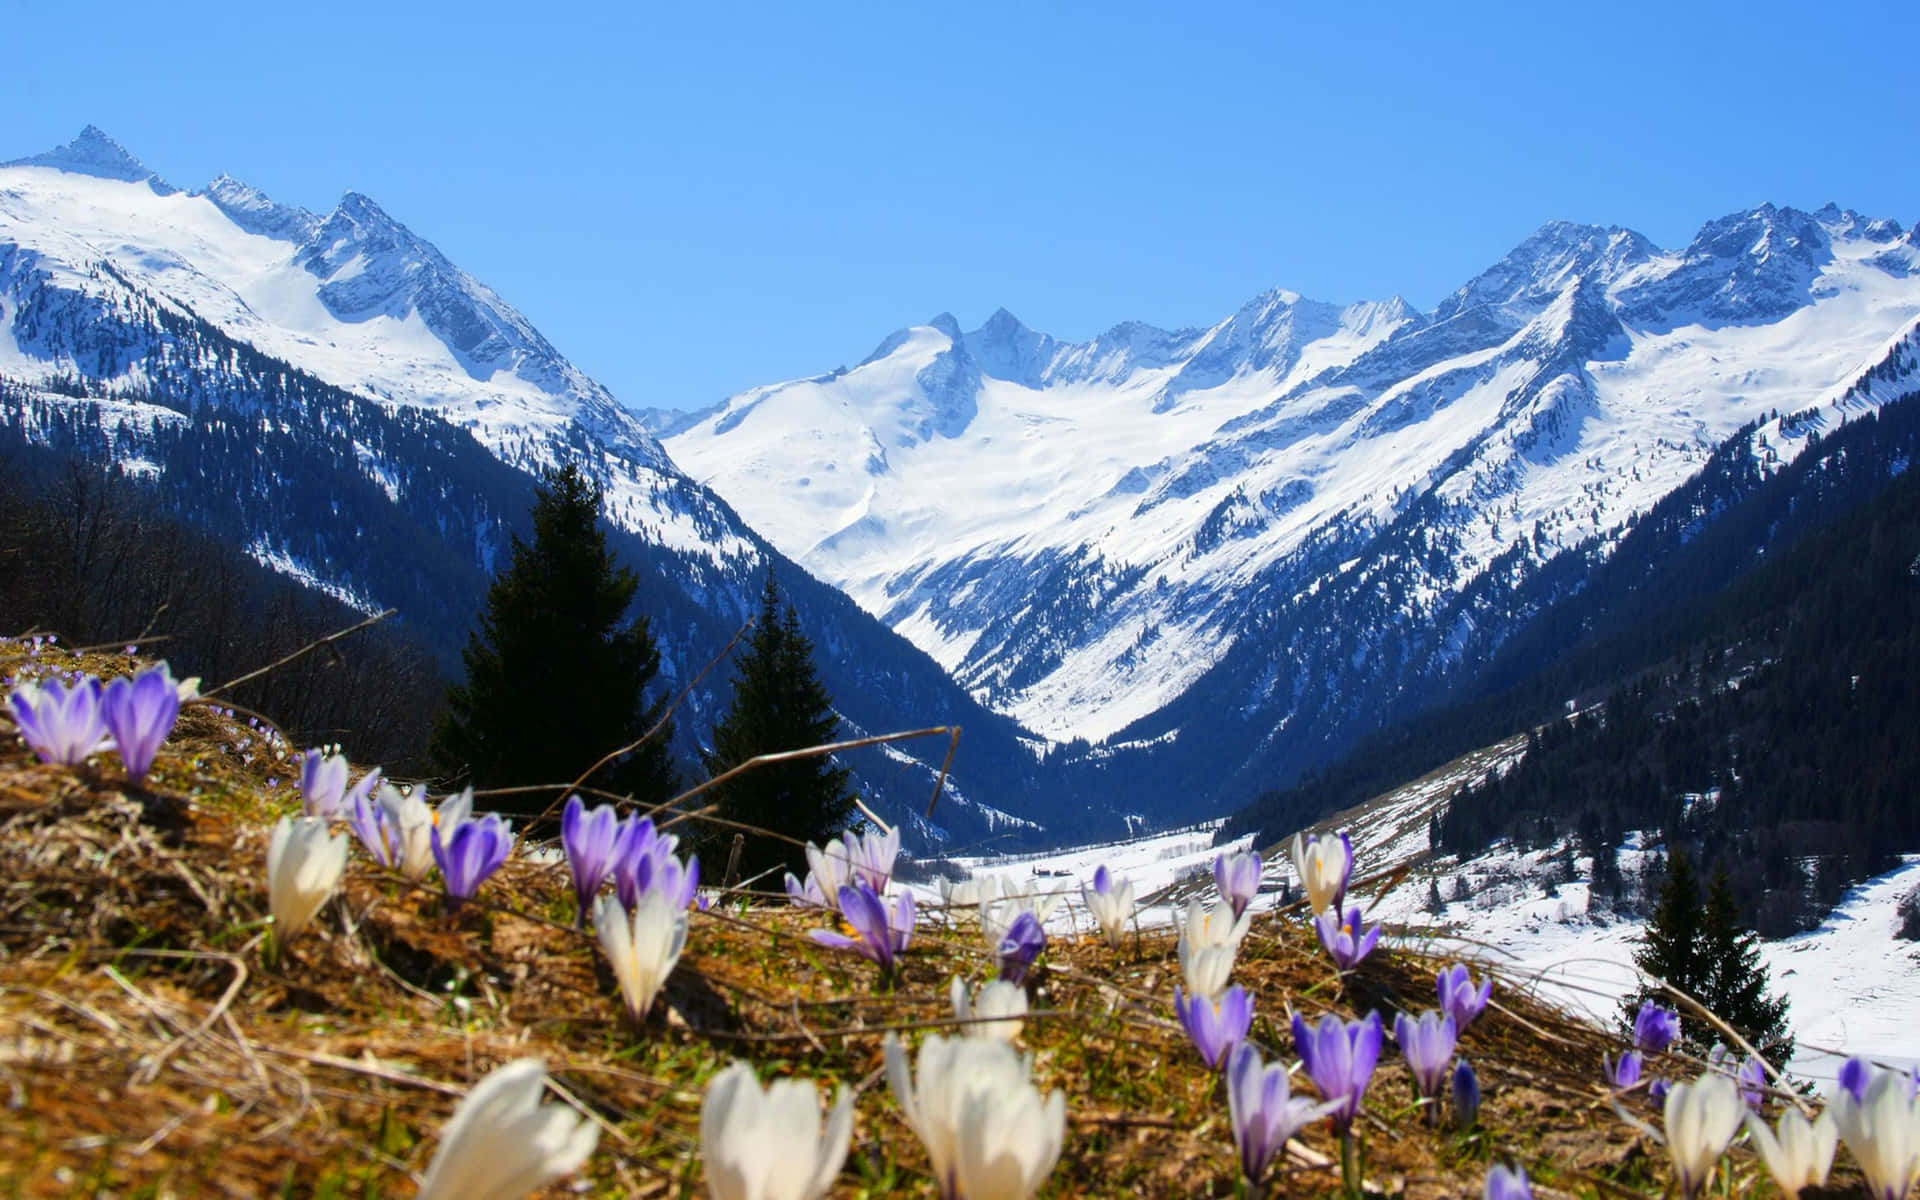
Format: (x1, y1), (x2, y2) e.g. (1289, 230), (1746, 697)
(4, 1), (1916, 412)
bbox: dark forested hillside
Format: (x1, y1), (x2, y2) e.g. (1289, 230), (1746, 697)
(1224, 380), (1920, 930)
(0, 440), (442, 766)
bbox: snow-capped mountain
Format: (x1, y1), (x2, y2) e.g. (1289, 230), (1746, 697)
(0, 127), (1067, 847)
(665, 205), (1920, 748)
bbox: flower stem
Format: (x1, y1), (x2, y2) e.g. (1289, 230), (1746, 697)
(1341, 1129), (1360, 1198)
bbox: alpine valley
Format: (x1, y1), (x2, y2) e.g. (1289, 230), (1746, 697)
(5, 126), (1920, 857)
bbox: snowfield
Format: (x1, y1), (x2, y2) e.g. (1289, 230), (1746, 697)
(916, 749), (1919, 1086)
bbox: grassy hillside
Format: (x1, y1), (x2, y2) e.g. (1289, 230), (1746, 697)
(0, 637), (1875, 1197)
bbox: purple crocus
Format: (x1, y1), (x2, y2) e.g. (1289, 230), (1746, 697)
(7, 675), (109, 765)
(1453, 1060), (1480, 1129)
(1292, 1009), (1384, 1134)
(1648, 1078), (1671, 1104)
(810, 880), (913, 972)
(1485, 1164), (1533, 1200)
(1213, 848), (1262, 920)
(1838, 1056), (1871, 1104)
(298, 748), (380, 820)
(1437, 963), (1492, 1033)
(1633, 1000), (1681, 1053)
(1314, 905), (1381, 972)
(560, 794), (622, 926)
(1175, 984), (1253, 1071)
(612, 816), (698, 911)
(1736, 1055), (1767, 1110)
(995, 910), (1047, 984)
(431, 795), (512, 912)
(100, 663), (180, 784)
(1226, 1041), (1336, 1187)
(1603, 1049), (1645, 1090)
(1394, 1009), (1458, 1107)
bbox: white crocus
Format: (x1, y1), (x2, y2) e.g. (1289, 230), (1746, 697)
(1745, 1107), (1838, 1195)
(416, 1057), (599, 1200)
(937, 875), (1003, 914)
(1080, 867), (1136, 950)
(884, 1033), (1065, 1200)
(1832, 1069), (1920, 1200)
(377, 781), (436, 880)
(1291, 830), (1352, 916)
(266, 816), (347, 942)
(950, 976), (1028, 1042)
(1174, 896), (1252, 997)
(701, 1060), (852, 1200)
(593, 888), (687, 1022)
(1664, 1073), (1745, 1197)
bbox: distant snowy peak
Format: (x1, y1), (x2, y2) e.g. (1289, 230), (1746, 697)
(0, 127), (708, 550)
(199, 174), (320, 243)
(3, 125), (176, 194)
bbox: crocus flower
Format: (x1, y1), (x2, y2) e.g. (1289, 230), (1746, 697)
(560, 794), (621, 925)
(937, 874), (1003, 913)
(1314, 905), (1381, 972)
(1649, 1078), (1671, 1104)
(1437, 963), (1492, 1033)
(1453, 1060), (1481, 1129)
(1291, 830), (1353, 915)
(613, 816), (699, 912)
(811, 880), (913, 972)
(700, 1060), (852, 1200)
(100, 663), (180, 783)
(1839, 1056), (1872, 1104)
(1745, 1107), (1838, 1196)
(1603, 1050), (1645, 1091)
(298, 747), (380, 820)
(1830, 1065), (1920, 1200)
(593, 888), (686, 1022)
(1175, 896), (1252, 996)
(266, 815), (347, 942)
(950, 976), (1026, 1042)
(840, 825), (900, 893)
(1663, 1072), (1744, 1198)
(784, 838), (855, 910)
(1081, 865), (1135, 950)
(432, 789), (512, 911)
(1734, 1055), (1767, 1111)
(415, 1057), (599, 1200)
(371, 782), (436, 880)
(1213, 848), (1262, 920)
(7, 675), (109, 765)
(883, 1033), (1065, 1200)
(1292, 1010), (1383, 1134)
(996, 911), (1046, 984)
(1633, 1000), (1681, 1054)
(1394, 1009), (1458, 1105)
(981, 887), (1064, 953)
(1226, 1041), (1337, 1188)
(1485, 1164), (1533, 1200)
(1175, 984), (1253, 1071)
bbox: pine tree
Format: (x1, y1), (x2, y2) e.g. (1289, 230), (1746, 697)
(1623, 850), (1793, 1059)
(703, 572), (855, 882)
(1699, 869), (1794, 1061)
(1622, 850), (1707, 1041)
(432, 464), (677, 821)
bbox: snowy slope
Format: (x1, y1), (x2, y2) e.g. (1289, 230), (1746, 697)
(0, 127), (748, 561)
(666, 208), (1920, 744)
(927, 739), (1920, 1082)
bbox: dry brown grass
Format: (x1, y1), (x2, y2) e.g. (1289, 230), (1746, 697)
(0, 639), (1824, 1197)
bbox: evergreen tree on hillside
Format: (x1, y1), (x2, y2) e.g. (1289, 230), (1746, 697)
(1622, 850), (1707, 1039)
(432, 463), (677, 819)
(703, 572), (855, 882)
(1623, 850), (1793, 1059)
(1699, 868), (1794, 1061)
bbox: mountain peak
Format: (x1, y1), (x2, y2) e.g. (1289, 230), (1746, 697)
(927, 312), (964, 340)
(4, 125), (177, 193)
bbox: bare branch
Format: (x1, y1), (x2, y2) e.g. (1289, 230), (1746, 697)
(201, 608), (396, 699)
